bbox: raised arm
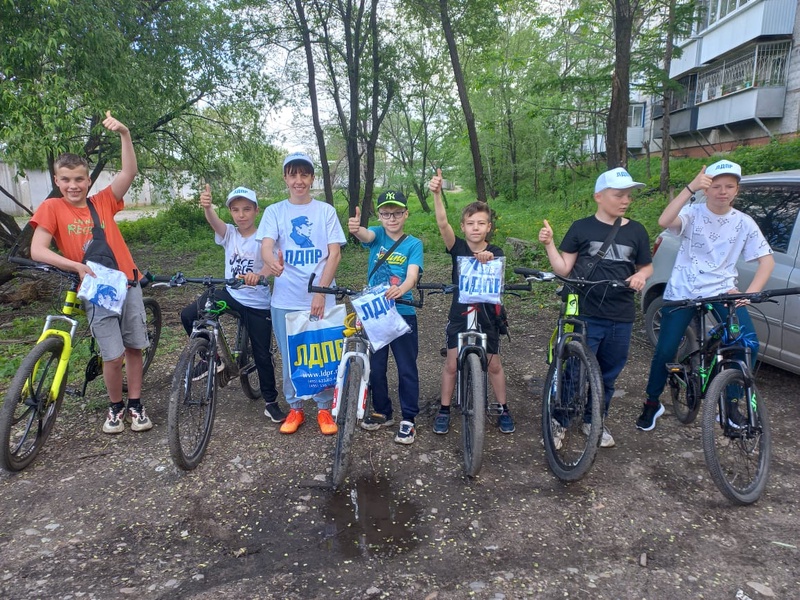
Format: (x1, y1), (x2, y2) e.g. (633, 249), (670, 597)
(348, 206), (375, 243)
(429, 168), (456, 250)
(538, 219), (577, 277)
(658, 166), (711, 231)
(199, 184), (228, 238)
(104, 111), (138, 201)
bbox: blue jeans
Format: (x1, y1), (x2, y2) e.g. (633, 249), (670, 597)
(369, 314), (420, 422)
(645, 303), (757, 402)
(580, 316), (633, 417)
(271, 306), (333, 410)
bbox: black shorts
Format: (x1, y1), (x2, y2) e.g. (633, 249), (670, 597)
(445, 317), (501, 354)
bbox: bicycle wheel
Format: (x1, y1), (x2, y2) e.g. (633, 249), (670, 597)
(237, 322), (261, 400)
(701, 368), (770, 505)
(0, 337), (67, 472)
(122, 297), (162, 393)
(669, 354), (701, 424)
(168, 337), (217, 470)
(541, 340), (603, 482)
(461, 353), (486, 478)
(331, 357), (362, 489)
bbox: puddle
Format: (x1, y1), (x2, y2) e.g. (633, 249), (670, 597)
(322, 476), (420, 559)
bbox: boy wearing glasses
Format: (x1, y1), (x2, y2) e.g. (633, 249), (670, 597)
(429, 169), (515, 435)
(348, 191), (423, 444)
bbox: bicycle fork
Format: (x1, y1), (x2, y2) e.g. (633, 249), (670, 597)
(331, 352), (370, 419)
(28, 316), (78, 404)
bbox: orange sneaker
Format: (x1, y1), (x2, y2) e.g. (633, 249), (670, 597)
(317, 409), (338, 435)
(280, 409), (305, 434)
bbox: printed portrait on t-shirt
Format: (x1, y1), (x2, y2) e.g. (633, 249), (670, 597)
(290, 216), (315, 248)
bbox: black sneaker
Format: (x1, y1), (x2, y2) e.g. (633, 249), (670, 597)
(636, 402), (665, 431)
(360, 412), (395, 431)
(264, 402), (287, 423)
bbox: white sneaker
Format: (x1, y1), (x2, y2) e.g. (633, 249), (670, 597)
(581, 422), (616, 448)
(550, 418), (565, 450)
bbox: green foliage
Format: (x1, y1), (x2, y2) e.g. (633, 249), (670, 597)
(729, 138), (800, 174)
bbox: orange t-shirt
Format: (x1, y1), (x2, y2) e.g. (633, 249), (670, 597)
(30, 186), (139, 281)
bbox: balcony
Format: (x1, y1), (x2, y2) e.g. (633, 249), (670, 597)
(696, 85), (785, 129)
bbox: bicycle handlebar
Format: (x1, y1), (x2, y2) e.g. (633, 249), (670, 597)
(663, 286), (800, 308)
(513, 267), (630, 290)
(307, 274), (424, 308)
(9, 256), (82, 285)
(418, 280), (532, 294)
(150, 272), (271, 290)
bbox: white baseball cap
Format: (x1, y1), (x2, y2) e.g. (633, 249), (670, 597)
(226, 186), (258, 207)
(594, 168), (645, 193)
(706, 160), (742, 180)
(282, 152), (315, 171)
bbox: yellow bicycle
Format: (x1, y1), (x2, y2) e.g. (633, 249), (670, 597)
(0, 257), (162, 472)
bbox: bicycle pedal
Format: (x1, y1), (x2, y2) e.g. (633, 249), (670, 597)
(665, 363), (684, 373)
(486, 402), (503, 416)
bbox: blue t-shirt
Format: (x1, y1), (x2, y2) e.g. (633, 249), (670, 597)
(364, 227), (424, 315)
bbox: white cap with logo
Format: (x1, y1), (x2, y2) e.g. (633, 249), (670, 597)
(705, 160), (742, 180)
(594, 168), (645, 193)
(226, 186), (258, 207)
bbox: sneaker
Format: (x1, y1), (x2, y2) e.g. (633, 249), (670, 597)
(126, 405), (153, 432)
(264, 402), (287, 423)
(394, 420), (415, 444)
(433, 412), (450, 435)
(498, 411), (515, 434)
(550, 418), (565, 450)
(636, 402), (665, 431)
(581, 422), (615, 448)
(717, 400), (747, 429)
(103, 403), (126, 434)
(280, 409), (305, 434)
(361, 412), (396, 431)
(317, 409), (338, 435)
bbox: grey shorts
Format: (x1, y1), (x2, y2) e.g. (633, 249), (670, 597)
(86, 284), (150, 361)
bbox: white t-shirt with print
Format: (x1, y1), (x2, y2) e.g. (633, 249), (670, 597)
(664, 203), (772, 300)
(255, 199), (346, 310)
(217, 224), (272, 309)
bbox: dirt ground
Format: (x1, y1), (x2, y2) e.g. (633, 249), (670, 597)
(1, 269), (799, 600)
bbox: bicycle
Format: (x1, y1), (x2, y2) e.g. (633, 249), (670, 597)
(307, 274), (423, 489)
(1, 256), (162, 472)
(159, 272), (268, 470)
(661, 286), (800, 504)
(514, 267), (630, 482)
(417, 278), (530, 478)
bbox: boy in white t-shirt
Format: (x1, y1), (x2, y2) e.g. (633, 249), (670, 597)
(637, 161), (775, 431)
(180, 185), (284, 422)
(257, 153), (347, 435)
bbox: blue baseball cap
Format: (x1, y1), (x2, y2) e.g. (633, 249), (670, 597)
(282, 152), (314, 171)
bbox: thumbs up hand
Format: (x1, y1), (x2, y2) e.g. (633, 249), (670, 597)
(348, 206), (362, 234)
(199, 183), (212, 209)
(429, 168), (443, 195)
(690, 165), (712, 194)
(539, 219), (554, 246)
(102, 111), (129, 135)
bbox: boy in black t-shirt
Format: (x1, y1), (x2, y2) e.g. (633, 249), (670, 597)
(538, 168), (653, 447)
(429, 169), (515, 434)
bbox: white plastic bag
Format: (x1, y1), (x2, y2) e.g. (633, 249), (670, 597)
(350, 284), (411, 352)
(77, 260), (128, 315)
(457, 256), (505, 305)
(285, 305), (347, 398)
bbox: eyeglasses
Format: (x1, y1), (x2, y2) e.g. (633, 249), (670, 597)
(378, 210), (406, 220)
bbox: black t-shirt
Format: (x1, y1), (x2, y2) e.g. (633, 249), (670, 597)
(559, 215), (651, 322)
(447, 236), (504, 325)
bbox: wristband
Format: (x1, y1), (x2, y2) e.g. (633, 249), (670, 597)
(685, 185), (695, 195)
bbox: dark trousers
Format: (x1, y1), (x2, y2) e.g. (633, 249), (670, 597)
(180, 288), (278, 404)
(369, 314), (420, 422)
(645, 303), (756, 402)
(580, 316), (634, 417)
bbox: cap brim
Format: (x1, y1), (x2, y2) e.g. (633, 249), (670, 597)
(377, 201), (407, 208)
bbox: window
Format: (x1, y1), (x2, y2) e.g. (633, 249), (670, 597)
(736, 184), (800, 254)
(628, 104), (645, 128)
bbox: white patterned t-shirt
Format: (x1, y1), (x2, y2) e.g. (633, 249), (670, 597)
(216, 224), (272, 309)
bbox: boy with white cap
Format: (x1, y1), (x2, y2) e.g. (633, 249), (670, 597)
(637, 161), (774, 431)
(180, 184), (283, 422)
(539, 168), (653, 447)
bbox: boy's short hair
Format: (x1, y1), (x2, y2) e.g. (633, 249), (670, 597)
(461, 201), (492, 222)
(706, 160), (742, 181)
(283, 152), (315, 176)
(54, 153), (90, 174)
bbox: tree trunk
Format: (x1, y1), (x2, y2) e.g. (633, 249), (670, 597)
(607, 0), (634, 169)
(660, 0), (676, 193)
(439, 0), (487, 202)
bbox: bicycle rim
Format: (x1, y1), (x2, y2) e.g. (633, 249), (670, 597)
(0, 337), (66, 472)
(168, 337), (217, 470)
(701, 369), (770, 505)
(237, 323), (261, 400)
(461, 353), (486, 478)
(541, 341), (602, 482)
(332, 358), (361, 489)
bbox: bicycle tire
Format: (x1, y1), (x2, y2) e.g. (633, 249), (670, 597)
(168, 337), (217, 470)
(670, 354), (701, 424)
(0, 337), (67, 472)
(701, 368), (770, 505)
(461, 353), (486, 478)
(541, 340), (603, 482)
(237, 321), (261, 400)
(122, 297), (162, 393)
(331, 357), (362, 489)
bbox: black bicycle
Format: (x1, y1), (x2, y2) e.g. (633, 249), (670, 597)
(663, 286), (800, 504)
(158, 273), (265, 470)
